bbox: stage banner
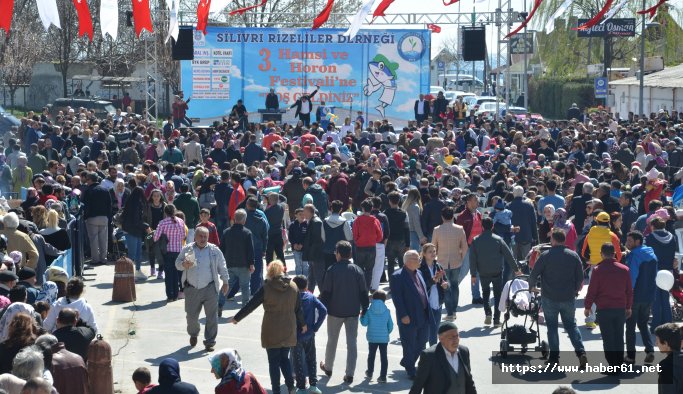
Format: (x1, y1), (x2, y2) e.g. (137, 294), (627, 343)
(180, 27), (431, 125)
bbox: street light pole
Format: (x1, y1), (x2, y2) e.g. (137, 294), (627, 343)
(639, 0), (646, 117)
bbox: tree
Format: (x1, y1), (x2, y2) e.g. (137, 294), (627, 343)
(438, 33), (466, 88)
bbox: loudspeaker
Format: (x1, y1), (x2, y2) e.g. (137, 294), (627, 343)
(462, 27), (486, 61)
(172, 27), (194, 61)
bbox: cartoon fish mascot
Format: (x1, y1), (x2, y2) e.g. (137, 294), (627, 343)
(363, 54), (399, 118)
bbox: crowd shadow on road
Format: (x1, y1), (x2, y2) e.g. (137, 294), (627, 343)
(92, 282), (113, 290)
(458, 326), (498, 338)
(314, 371), (412, 393)
(123, 300), (167, 312)
(144, 346), (213, 366)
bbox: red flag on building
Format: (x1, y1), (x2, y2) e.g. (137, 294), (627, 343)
(637, 0), (667, 19)
(196, 0), (211, 35)
(0, 0), (14, 37)
(230, 0), (267, 16)
(427, 23), (441, 33)
(313, 0), (335, 29)
(72, 0), (94, 41)
(132, 0), (153, 37)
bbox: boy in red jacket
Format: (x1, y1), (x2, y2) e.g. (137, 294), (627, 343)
(353, 199), (383, 290)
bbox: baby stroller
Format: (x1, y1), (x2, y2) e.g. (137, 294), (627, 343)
(499, 275), (548, 358)
(672, 272), (683, 321)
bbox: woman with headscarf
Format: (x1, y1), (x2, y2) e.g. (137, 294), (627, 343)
(552, 208), (578, 251)
(148, 358), (199, 394)
(209, 349), (266, 394)
(0, 155), (11, 196)
(109, 179), (130, 218)
(538, 204), (556, 244)
(230, 261), (304, 394)
(145, 172), (165, 201)
(61, 147), (84, 177)
(144, 189), (167, 279)
(0, 312), (39, 374)
(35, 282), (59, 305)
(120, 187), (149, 278)
(11, 156), (32, 195)
(165, 181), (176, 203)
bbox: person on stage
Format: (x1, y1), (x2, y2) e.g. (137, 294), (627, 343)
(290, 85), (319, 127)
(230, 100), (249, 131)
(265, 89), (279, 110)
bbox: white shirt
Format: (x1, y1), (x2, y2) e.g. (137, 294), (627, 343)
(187, 244), (214, 290)
(417, 100), (425, 115)
(444, 348), (460, 373)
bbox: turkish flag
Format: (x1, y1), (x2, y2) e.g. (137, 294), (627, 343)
(372, 0), (395, 18)
(196, 0), (211, 35)
(132, 0), (153, 37)
(313, 0), (335, 29)
(230, 0), (267, 16)
(0, 0), (14, 37)
(427, 23), (441, 33)
(72, 0), (94, 41)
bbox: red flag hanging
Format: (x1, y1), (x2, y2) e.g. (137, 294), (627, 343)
(0, 0), (14, 37)
(72, 0), (94, 41)
(427, 24), (442, 33)
(372, 0), (395, 18)
(230, 0), (268, 16)
(132, 0), (153, 37)
(637, 0), (667, 19)
(505, 0), (542, 38)
(196, 0), (211, 35)
(313, 0), (335, 29)
(574, 0), (614, 30)
(443, 0), (460, 5)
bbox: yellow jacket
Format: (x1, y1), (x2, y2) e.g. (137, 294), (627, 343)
(581, 225), (622, 265)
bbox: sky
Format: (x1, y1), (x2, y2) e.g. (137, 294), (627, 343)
(377, 0), (529, 57)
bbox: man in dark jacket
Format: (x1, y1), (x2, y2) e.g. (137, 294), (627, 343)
(220, 209), (254, 310)
(264, 193), (286, 265)
(410, 322), (476, 394)
(384, 192), (409, 276)
(508, 185), (539, 261)
(421, 186), (445, 242)
(568, 182), (594, 232)
(245, 198), (268, 294)
(620, 191), (639, 244)
(16, 267), (39, 305)
(319, 241), (368, 384)
(469, 217), (520, 327)
(243, 134), (265, 166)
(597, 183), (620, 214)
(213, 171), (233, 237)
(173, 183), (200, 238)
(291, 275), (327, 393)
(82, 172), (112, 265)
(529, 229), (587, 367)
(303, 177), (328, 219)
(281, 167), (305, 220)
(624, 231), (656, 364)
(53, 308), (97, 362)
(302, 204), (325, 293)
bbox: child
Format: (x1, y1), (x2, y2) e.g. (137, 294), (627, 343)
(291, 275), (326, 394)
(492, 198), (514, 244)
(654, 323), (681, 390)
(197, 208), (220, 246)
(288, 209), (308, 276)
(132, 366), (157, 393)
(360, 290), (394, 383)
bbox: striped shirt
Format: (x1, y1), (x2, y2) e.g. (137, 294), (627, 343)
(154, 217), (186, 253)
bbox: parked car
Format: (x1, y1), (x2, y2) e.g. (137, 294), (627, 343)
(48, 97), (116, 118)
(501, 106), (545, 121)
(0, 106), (20, 133)
(475, 102), (504, 119)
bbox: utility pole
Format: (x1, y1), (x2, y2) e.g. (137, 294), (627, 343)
(639, 0), (646, 117)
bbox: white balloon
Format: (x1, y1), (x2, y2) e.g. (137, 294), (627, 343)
(656, 270), (675, 291)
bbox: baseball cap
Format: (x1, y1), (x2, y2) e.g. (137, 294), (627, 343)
(596, 212), (610, 223)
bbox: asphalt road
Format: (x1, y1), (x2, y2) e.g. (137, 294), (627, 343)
(83, 254), (665, 394)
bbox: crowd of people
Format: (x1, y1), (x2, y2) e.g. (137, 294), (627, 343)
(0, 95), (682, 393)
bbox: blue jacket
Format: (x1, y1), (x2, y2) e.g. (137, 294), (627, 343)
(507, 197), (539, 243)
(245, 209), (269, 251)
(298, 291), (327, 341)
(243, 143), (265, 166)
(360, 299), (394, 344)
(626, 245), (658, 304)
